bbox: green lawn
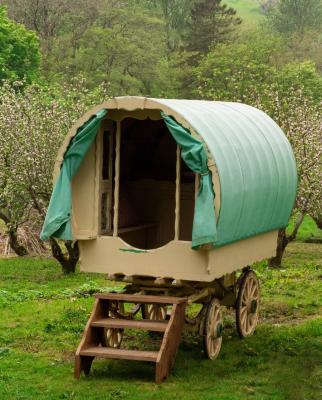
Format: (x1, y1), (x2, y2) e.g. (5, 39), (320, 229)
(287, 214), (322, 242)
(0, 242), (321, 400)
(225, 0), (264, 26)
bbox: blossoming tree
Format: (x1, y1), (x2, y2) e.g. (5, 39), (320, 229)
(0, 79), (109, 272)
(255, 89), (322, 266)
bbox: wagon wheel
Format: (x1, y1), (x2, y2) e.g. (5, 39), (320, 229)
(104, 300), (124, 348)
(236, 270), (260, 338)
(203, 298), (223, 360)
(142, 304), (167, 321)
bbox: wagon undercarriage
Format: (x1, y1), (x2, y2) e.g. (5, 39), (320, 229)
(75, 267), (260, 383)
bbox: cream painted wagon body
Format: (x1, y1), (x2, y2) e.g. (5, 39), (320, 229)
(42, 97), (297, 383)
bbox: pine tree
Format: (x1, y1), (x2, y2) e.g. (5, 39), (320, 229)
(185, 0), (241, 55)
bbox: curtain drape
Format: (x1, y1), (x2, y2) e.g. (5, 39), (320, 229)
(162, 112), (217, 249)
(40, 109), (107, 241)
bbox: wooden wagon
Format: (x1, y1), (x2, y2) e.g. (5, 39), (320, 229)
(41, 97), (297, 383)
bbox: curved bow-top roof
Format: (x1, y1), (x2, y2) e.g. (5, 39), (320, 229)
(57, 97), (298, 247)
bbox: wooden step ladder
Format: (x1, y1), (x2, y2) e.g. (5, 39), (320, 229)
(75, 293), (187, 383)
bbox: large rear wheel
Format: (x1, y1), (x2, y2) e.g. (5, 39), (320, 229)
(236, 270), (260, 338)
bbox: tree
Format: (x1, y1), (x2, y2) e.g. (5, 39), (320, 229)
(266, 0), (322, 35)
(255, 90), (322, 266)
(149, 0), (192, 52)
(0, 6), (40, 83)
(0, 79), (109, 272)
(184, 0), (241, 57)
(195, 32), (322, 103)
(194, 33), (282, 100)
(67, 4), (167, 95)
(1, 0), (99, 74)
(275, 60), (322, 103)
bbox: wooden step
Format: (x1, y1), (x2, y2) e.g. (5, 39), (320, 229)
(92, 318), (167, 332)
(75, 295), (187, 383)
(80, 347), (158, 362)
(95, 293), (186, 304)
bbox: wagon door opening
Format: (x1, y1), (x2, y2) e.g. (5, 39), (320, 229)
(99, 117), (196, 249)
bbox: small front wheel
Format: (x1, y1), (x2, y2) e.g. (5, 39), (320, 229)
(142, 304), (167, 321)
(104, 300), (124, 348)
(203, 298), (223, 360)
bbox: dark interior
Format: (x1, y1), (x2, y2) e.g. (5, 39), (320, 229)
(106, 117), (195, 249)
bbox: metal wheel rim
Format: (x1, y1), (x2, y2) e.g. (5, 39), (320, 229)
(236, 270), (260, 338)
(204, 298), (223, 360)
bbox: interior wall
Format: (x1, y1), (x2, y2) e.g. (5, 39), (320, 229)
(179, 183), (194, 241)
(118, 118), (177, 249)
(98, 116), (196, 249)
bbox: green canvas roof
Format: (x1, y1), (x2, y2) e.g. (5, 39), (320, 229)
(153, 99), (298, 247)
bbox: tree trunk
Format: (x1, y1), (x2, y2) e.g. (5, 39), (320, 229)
(268, 228), (288, 268)
(8, 227), (28, 256)
(50, 238), (79, 274)
(0, 211), (28, 256)
(313, 216), (322, 230)
(268, 212), (305, 268)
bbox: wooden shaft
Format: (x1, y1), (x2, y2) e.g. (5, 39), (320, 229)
(174, 145), (181, 240)
(113, 121), (121, 236)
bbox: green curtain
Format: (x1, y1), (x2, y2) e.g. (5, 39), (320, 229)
(40, 109), (108, 241)
(162, 112), (217, 249)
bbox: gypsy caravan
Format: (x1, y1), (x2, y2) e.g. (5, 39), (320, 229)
(41, 97), (297, 383)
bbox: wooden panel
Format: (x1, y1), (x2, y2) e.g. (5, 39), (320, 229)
(95, 293), (187, 304)
(71, 141), (97, 238)
(79, 231), (278, 281)
(92, 318), (167, 332)
(80, 347), (158, 362)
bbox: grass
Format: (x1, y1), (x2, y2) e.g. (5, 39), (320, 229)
(225, 0), (265, 26)
(0, 242), (321, 399)
(287, 214), (322, 242)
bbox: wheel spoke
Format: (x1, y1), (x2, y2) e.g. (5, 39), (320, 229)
(204, 299), (223, 359)
(236, 271), (260, 338)
(213, 308), (219, 323)
(241, 310), (247, 328)
(245, 280), (251, 299)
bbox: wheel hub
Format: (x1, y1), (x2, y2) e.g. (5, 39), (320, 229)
(216, 322), (224, 338)
(250, 299), (258, 314)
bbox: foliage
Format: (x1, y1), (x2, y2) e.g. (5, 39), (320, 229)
(256, 89), (322, 265)
(195, 32), (322, 103)
(72, 6), (167, 95)
(0, 242), (321, 398)
(0, 78), (109, 269)
(149, 0), (193, 51)
(266, 0), (322, 35)
(1, 0), (244, 95)
(2, 0), (171, 95)
(194, 32), (283, 100)
(0, 6), (40, 83)
(255, 90), (322, 221)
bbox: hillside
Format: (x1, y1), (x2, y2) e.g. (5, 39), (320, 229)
(225, 0), (265, 25)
